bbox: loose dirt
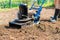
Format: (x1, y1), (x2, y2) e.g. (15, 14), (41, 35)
(0, 8), (60, 40)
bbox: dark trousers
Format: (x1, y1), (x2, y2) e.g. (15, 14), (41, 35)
(58, 11), (60, 18)
(54, 9), (60, 20)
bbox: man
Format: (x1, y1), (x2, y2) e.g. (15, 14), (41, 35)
(50, 0), (60, 22)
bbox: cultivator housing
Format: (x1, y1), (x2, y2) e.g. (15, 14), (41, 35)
(9, 4), (33, 28)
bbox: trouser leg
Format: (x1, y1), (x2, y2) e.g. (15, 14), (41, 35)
(58, 9), (60, 18)
(53, 9), (60, 20)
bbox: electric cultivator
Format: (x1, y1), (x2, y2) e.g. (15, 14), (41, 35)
(9, 0), (45, 28)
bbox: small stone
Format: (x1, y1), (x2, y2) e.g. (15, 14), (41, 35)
(20, 30), (22, 32)
(32, 37), (35, 39)
(0, 34), (3, 36)
(25, 31), (27, 33)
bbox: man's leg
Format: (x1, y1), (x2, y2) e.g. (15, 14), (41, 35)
(58, 9), (60, 18)
(53, 9), (59, 20)
(50, 9), (59, 22)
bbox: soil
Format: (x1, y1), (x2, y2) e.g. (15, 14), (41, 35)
(0, 8), (60, 40)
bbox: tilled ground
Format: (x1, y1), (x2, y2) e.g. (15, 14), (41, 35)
(0, 8), (60, 40)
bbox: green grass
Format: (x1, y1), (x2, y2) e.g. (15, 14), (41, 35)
(0, 0), (54, 8)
